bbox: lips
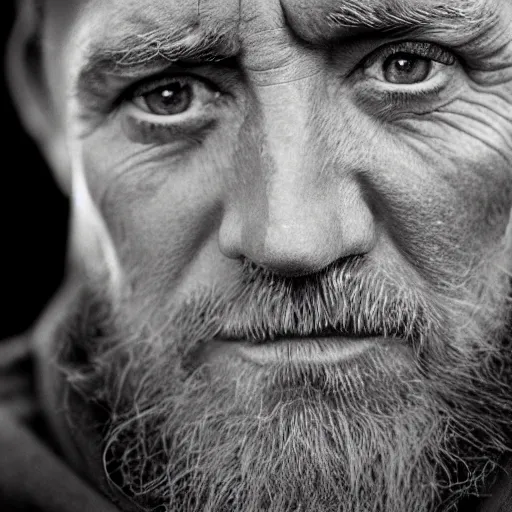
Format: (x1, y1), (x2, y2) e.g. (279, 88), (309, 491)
(209, 316), (413, 366)
(210, 335), (400, 366)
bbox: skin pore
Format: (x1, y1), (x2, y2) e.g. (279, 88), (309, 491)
(7, 0), (512, 511)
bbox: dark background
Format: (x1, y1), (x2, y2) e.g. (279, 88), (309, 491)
(1, 5), (69, 340)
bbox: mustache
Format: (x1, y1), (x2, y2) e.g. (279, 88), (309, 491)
(58, 256), (437, 378)
(175, 257), (435, 347)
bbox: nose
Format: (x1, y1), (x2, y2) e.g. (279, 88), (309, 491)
(220, 182), (375, 277)
(219, 95), (376, 277)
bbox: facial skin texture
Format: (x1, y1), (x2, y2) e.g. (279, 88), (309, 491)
(8, 0), (512, 511)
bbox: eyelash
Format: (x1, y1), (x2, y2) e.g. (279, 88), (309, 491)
(363, 41), (456, 69)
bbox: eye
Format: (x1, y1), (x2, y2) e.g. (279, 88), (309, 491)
(363, 42), (456, 86)
(135, 82), (193, 115)
(130, 76), (220, 118)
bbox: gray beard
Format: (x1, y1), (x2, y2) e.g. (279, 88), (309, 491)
(55, 260), (512, 512)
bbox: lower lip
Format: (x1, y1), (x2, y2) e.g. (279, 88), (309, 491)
(212, 337), (384, 365)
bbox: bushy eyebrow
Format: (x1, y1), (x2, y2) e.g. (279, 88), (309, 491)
(92, 29), (238, 70)
(326, 0), (494, 33)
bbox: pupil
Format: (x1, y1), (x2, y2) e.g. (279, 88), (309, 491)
(145, 82), (192, 115)
(395, 59), (414, 73)
(160, 84), (183, 105)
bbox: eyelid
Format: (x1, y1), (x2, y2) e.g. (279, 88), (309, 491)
(127, 73), (219, 101)
(363, 41), (457, 69)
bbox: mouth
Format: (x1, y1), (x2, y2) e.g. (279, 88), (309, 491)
(210, 322), (407, 365)
(213, 336), (390, 365)
(206, 317), (413, 366)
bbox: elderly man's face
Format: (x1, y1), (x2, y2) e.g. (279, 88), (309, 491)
(9, 0), (512, 510)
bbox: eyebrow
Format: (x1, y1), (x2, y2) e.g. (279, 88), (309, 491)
(325, 0), (493, 34)
(76, 25), (240, 102)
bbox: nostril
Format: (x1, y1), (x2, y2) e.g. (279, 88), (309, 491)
(241, 259), (325, 280)
(246, 260), (330, 278)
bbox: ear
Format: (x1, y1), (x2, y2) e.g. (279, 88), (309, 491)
(6, 0), (71, 194)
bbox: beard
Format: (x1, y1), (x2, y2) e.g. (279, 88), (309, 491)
(54, 255), (512, 512)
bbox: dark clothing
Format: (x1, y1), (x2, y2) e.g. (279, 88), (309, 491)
(0, 336), (119, 512)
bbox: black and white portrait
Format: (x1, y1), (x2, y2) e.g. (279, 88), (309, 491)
(1, 1), (512, 511)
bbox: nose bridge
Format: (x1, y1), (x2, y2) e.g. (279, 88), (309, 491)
(247, 58), (330, 249)
(261, 91), (322, 230)
(258, 82), (310, 198)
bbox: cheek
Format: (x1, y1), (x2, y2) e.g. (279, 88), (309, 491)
(370, 129), (512, 283)
(80, 128), (231, 294)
